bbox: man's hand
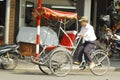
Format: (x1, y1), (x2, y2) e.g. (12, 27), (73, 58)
(79, 34), (84, 37)
(78, 34), (87, 37)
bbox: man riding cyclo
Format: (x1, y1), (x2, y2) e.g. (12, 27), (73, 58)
(73, 16), (97, 69)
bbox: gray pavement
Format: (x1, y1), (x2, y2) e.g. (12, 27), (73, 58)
(14, 56), (120, 72)
(109, 56), (120, 71)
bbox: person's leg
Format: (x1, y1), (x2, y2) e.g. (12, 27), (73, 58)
(83, 43), (94, 62)
(83, 43), (95, 68)
(77, 41), (89, 63)
(73, 43), (84, 61)
(78, 49), (84, 62)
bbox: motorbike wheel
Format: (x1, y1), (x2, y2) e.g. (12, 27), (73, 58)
(2, 54), (18, 70)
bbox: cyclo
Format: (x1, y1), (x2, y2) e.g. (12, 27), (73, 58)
(17, 7), (110, 77)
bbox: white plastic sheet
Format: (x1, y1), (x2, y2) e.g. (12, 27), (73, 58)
(17, 26), (59, 46)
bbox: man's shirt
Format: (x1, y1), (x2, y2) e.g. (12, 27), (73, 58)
(78, 23), (97, 41)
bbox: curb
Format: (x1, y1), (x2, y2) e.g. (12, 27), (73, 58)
(14, 63), (120, 72)
(13, 58), (120, 73)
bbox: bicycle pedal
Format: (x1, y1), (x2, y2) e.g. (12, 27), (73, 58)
(79, 62), (87, 70)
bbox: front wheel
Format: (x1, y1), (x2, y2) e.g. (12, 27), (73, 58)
(90, 50), (110, 76)
(1, 54), (18, 70)
(49, 49), (73, 77)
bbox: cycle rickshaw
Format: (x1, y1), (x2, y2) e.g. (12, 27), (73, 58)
(17, 7), (110, 77)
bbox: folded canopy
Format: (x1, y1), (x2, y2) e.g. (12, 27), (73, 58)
(32, 7), (77, 20)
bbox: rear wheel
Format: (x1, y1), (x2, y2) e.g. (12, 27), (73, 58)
(90, 50), (110, 76)
(49, 49), (72, 77)
(38, 65), (52, 75)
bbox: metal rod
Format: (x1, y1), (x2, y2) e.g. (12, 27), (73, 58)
(4, 0), (11, 44)
(35, 0), (42, 61)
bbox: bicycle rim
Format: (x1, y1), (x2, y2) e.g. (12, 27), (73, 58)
(90, 51), (110, 76)
(49, 50), (72, 77)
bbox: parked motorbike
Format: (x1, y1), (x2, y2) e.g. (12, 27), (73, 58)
(98, 2), (120, 58)
(105, 28), (120, 58)
(0, 44), (19, 70)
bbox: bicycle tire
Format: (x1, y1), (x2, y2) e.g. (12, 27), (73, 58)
(2, 54), (18, 70)
(38, 65), (52, 75)
(49, 49), (73, 77)
(90, 50), (110, 76)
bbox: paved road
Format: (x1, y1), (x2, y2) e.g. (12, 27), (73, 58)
(15, 57), (120, 72)
(0, 57), (120, 80)
(0, 69), (120, 80)
(1, 55), (120, 80)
